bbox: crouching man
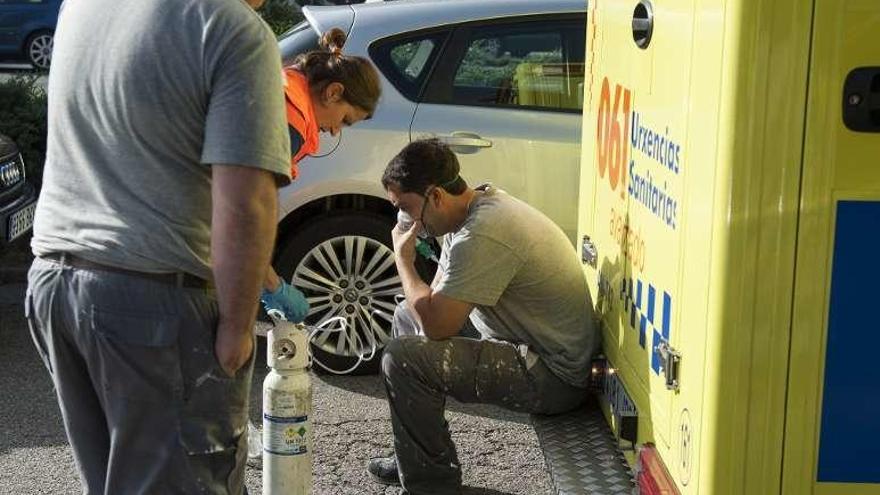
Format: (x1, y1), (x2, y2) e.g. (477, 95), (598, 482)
(368, 139), (599, 494)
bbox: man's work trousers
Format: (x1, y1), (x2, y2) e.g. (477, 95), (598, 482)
(386, 302), (588, 494)
(25, 256), (254, 495)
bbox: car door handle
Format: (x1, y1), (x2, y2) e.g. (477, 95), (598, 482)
(438, 132), (492, 149)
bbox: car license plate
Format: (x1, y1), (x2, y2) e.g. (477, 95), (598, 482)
(7, 201), (36, 242)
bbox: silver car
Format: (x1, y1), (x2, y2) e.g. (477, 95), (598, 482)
(274, 0), (586, 373)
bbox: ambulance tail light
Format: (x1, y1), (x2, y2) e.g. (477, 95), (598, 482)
(638, 444), (679, 495)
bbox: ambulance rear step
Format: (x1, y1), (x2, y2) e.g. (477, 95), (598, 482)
(532, 395), (636, 494)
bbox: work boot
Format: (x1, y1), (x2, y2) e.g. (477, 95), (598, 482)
(367, 455), (401, 486)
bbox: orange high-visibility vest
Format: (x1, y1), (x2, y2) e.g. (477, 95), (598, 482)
(283, 68), (319, 180)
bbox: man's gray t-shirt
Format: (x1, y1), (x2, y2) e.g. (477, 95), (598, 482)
(31, 0), (291, 280)
(436, 185), (598, 388)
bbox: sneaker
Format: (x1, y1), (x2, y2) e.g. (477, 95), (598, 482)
(367, 455), (401, 486)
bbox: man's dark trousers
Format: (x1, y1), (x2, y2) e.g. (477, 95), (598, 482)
(384, 302), (587, 494)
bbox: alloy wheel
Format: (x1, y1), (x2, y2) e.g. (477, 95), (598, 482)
(293, 235), (401, 359)
(28, 34), (53, 69)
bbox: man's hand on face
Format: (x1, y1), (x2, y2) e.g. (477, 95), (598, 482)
(392, 220), (420, 266)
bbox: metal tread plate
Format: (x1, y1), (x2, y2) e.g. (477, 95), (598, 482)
(532, 398), (636, 495)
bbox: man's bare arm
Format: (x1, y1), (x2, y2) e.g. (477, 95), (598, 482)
(212, 164), (278, 376)
(398, 261), (472, 340)
(393, 223), (472, 339)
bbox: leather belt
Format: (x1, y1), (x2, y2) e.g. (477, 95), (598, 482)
(41, 252), (211, 290)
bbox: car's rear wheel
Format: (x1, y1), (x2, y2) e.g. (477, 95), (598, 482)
(25, 31), (53, 69)
(274, 212), (433, 375)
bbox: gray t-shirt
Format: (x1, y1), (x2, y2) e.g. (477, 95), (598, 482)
(31, 0), (291, 280)
(436, 185), (598, 388)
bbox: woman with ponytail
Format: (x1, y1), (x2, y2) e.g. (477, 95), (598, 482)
(260, 27), (382, 322)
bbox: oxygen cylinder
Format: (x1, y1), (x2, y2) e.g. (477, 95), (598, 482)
(262, 320), (312, 494)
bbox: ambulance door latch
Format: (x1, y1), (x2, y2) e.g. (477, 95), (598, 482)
(843, 67), (880, 133)
(656, 342), (681, 392)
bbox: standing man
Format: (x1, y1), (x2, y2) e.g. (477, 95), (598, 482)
(369, 139), (599, 494)
(25, 0), (289, 493)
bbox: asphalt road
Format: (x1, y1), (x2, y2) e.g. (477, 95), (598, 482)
(0, 282), (551, 494)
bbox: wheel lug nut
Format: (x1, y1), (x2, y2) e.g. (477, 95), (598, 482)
(345, 305), (355, 314)
(355, 281), (365, 290)
(339, 280), (349, 288)
(333, 294), (343, 303)
(359, 297), (369, 306)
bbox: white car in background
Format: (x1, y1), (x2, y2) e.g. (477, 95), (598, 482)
(274, 0), (586, 373)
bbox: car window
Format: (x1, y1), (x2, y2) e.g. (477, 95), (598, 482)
(390, 38), (437, 83)
(370, 31), (448, 102)
(447, 21), (585, 112)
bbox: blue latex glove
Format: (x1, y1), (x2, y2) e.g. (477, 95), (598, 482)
(260, 280), (310, 323)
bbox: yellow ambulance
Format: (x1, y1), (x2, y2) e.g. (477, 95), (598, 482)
(577, 0), (880, 493)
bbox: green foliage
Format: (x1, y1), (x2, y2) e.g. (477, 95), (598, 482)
(455, 38), (562, 88)
(0, 73), (47, 189)
(390, 43), (419, 78)
(258, 0), (305, 37)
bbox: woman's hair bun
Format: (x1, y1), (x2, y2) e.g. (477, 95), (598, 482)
(320, 27), (347, 55)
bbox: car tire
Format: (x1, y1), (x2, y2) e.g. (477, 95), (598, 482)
(25, 31), (53, 69)
(273, 211), (434, 375)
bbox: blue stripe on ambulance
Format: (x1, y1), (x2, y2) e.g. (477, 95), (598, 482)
(620, 276), (673, 375)
(816, 200), (880, 483)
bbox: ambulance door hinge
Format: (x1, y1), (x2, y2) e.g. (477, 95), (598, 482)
(655, 342), (681, 391)
(581, 235), (598, 268)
